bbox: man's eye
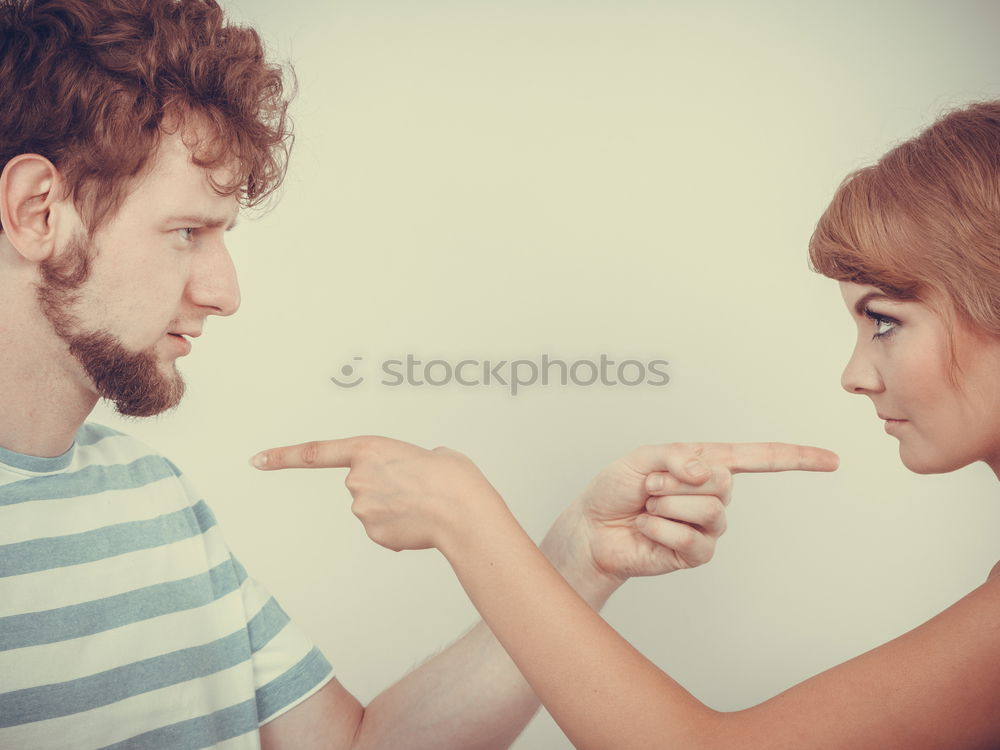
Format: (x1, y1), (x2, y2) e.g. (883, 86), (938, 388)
(176, 228), (196, 241)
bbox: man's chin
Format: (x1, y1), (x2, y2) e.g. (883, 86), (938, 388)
(101, 366), (186, 418)
(107, 383), (185, 418)
(69, 332), (186, 418)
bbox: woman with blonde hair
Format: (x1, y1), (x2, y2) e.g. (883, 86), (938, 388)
(256, 100), (1000, 749)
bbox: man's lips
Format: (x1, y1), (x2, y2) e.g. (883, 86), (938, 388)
(167, 331), (199, 355)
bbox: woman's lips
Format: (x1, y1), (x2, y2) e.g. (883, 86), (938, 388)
(882, 417), (907, 435)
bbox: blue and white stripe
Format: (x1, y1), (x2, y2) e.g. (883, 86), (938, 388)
(0, 423), (333, 749)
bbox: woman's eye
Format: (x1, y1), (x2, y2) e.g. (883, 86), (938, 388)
(874, 318), (894, 337)
(864, 309), (898, 339)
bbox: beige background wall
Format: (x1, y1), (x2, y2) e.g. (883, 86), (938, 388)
(95, 1), (1000, 746)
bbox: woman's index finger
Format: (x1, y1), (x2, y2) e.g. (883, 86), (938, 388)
(250, 437), (364, 470)
(702, 442), (840, 474)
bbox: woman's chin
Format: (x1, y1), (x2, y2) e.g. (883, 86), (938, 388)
(898, 444), (971, 475)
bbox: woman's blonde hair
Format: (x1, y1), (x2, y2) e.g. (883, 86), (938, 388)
(809, 101), (1000, 338)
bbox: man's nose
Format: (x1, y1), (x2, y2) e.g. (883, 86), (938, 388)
(187, 241), (240, 317)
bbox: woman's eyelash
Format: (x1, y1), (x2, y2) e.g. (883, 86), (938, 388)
(863, 307), (899, 339)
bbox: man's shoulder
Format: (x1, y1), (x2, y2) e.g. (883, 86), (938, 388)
(77, 421), (155, 454)
(60, 423), (211, 524)
(76, 421), (181, 475)
(76, 421), (128, 446)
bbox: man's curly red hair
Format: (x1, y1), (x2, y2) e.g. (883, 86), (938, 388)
(0, 0), (293, 234)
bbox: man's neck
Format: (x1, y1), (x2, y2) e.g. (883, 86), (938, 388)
(0, 281), (98, 459)
(0, 377), (97, 459)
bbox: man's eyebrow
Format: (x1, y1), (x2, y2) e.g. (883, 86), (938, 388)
(163, 214), (239, 231)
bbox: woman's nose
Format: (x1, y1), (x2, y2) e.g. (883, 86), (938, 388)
(840, 343), (883, 394)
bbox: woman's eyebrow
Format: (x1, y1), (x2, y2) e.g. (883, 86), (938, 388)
(854, 291), (893, 315)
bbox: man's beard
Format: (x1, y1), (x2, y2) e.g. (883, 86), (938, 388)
(36, 233), (185, 418)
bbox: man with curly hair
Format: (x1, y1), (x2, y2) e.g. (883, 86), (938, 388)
(0, 1), (724, 747)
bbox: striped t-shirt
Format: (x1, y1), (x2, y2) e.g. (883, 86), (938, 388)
(0, 423), (334, 749)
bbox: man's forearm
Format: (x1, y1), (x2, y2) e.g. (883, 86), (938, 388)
(351, 511), (621, 750)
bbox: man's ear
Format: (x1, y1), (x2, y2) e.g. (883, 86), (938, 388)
(0, 154), (67, 262)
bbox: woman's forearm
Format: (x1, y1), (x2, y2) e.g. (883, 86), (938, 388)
(440, 498), (723, 750)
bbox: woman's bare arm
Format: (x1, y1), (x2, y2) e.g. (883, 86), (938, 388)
(249, 437), (1000, 749)
(440, 490), (1000, 749)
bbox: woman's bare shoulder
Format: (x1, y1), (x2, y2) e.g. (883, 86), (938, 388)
(730, 573), (1000, 749)
(989, 560), (1000, 581)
